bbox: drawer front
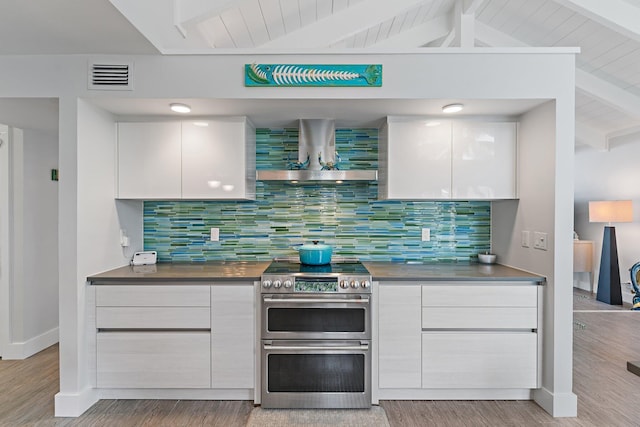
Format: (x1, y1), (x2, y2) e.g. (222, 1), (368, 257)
(422, 285), (537, 307)
(97, 307), (211, 329)
(422, 307), (537, 329)
(421, 332), (537, 389)
(97, 332), (211, 388)
(96, 285), (211, 307)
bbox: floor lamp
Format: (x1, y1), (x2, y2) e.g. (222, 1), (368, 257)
(589, 200), (633, 305)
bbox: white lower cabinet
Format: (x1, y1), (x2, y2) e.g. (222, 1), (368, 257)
(95, 285), (213, 389)
(97, 332), (211, 389)
(211, 285), (254, 388)
(378, 282), (540, 393)
(94, 283), (256, 392)
(421, 332), (537, 388)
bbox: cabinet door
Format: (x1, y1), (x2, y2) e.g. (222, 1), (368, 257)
(181, 118), (255, 200)
(451, 122), (517, 199)
(421, 332), (537, 388)
(211, 285), (254, 388)
(383, 117), (452, 199)
(97, 331), (211, 388)
(378, 285), (422, 388)
(117, 122), (182, 199)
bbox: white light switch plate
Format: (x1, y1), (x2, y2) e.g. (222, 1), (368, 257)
(422, 228), (431, 242)
(521, 231), (530, 248)
(210, 227), (220, 241)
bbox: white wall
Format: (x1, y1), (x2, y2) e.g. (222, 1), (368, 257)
(0, 125), (59, 360)
(574, 137), (640, 302)
(56, 99), (142, 414)
(18, 129), (59, 344)
(0, 50), (577, 417)
(493, 99), (578, 416)
(0, 124), (9, 357)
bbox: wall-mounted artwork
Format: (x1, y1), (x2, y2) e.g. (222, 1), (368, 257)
(245, 63), (382, 87)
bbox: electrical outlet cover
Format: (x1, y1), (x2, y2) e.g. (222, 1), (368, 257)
(534, 232), (548, 250)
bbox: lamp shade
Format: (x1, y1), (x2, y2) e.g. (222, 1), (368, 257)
(588, 200), (633, 223)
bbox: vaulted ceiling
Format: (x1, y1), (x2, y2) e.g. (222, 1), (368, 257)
(1, 0), (639, 149)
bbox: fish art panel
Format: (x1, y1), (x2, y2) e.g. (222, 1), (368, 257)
(245, 63), (382, 87)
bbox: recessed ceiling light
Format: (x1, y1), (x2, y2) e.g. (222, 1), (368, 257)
(442, 103), (464, 113)
(170, 103), (191, 113)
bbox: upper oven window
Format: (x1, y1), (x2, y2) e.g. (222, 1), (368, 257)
(268, 308), (366, 333)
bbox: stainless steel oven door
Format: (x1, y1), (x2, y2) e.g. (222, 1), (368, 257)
(261, 340), (371, 409)
(261, 293), (371, 340)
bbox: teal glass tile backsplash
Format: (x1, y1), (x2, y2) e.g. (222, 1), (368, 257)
(144, 128), (491, 262)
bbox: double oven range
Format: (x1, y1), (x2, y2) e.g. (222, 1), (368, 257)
(260, 258), (372, 409)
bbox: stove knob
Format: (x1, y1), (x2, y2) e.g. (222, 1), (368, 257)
(273, 280), (282, 289)
(340, 280), (349, 289)
(350, 280), (360, 289)
(361, 280), (371, 289)
(284, 280), (293, 288)
(262, 280), (272, 288)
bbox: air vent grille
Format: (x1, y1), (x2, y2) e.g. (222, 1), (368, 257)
(88, 61), (133, 90)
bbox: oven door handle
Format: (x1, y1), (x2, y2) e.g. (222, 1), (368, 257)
(263, 343), (369, 351)
(262, 297), (370, 304)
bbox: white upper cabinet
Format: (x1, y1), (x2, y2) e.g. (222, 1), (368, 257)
(379, 117), (452, 200)
(182, 117), (255, 200)
(451, 122), (517, 199)
(117, 122), (182, 199)
(116, 118), (255, 200)
(379, 117), (517, 200)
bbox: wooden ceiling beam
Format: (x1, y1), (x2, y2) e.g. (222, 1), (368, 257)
(476, 21), (640, 118)
(176, 0), (248, 26)
(371, 14), (451, 48)
(552, 0), (640, 43)
(575, 120), (608, 150)
(259, 0), (426, 48)
(476, 20), (640, 148)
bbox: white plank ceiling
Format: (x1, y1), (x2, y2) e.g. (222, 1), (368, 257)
(1, 0), (640, 148)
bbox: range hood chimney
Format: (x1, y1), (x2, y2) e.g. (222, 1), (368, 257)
(256, 119), (378, 182)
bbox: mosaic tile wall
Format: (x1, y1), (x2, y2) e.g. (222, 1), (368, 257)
(144, 128), (491, 262)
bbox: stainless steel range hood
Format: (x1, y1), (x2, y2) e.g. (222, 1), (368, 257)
(256, 119), (378, 182)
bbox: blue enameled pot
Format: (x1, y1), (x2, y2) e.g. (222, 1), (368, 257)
(296, 241), (333, 265)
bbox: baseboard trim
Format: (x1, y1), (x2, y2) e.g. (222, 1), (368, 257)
(1, 327), (58, 360)
(533, 387), (577, 417)
(98, 388), (253, 400)
(55, 387), (100, 417)
(378, 388), (532, 400)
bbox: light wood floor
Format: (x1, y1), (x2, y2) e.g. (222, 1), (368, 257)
(2, 288), (640, 426)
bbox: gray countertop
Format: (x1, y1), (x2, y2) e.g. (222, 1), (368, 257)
(87, 261), (271, 283)
(362, 262), (544, 282)
(88, 261), (543, 284)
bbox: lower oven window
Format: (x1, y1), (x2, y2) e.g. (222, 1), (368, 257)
(268, 308), (365, 332)
(267, 354), (365, 392)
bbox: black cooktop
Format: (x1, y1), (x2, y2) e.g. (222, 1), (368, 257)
(263, 261), (370, 276)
